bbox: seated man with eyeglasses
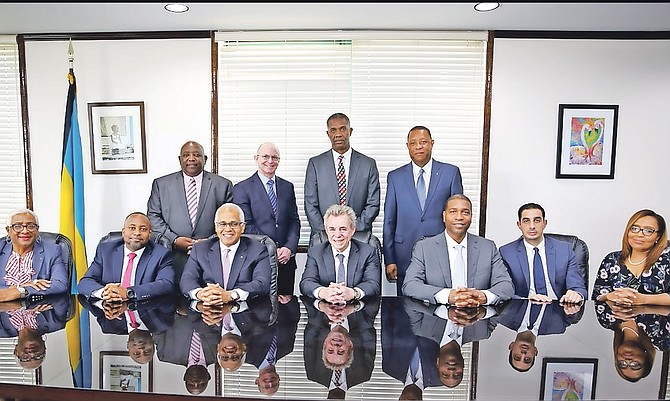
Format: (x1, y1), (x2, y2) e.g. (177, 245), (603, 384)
(0, 208), (68, 302)
(180, 203), (271, 305)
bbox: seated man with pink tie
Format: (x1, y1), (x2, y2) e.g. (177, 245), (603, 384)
(179, 203), (271, 305)
(78, 212), (176, 302)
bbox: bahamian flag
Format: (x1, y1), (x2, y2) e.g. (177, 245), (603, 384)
(60, 45), (92, 388)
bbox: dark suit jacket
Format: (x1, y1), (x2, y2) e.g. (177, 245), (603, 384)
(499, 299), (584, 335)
(499, 236), (588, 300)
(79, 294), (177, 335)
(0, 294), (70, 337)
(77, 239), (175, 300)
(302, 296), (379, 389)
(233, 172), (300, 253)
(381, 297), (441, 388)
(0, 240), (68, 297)
(179, 236), (271, 299)
(382, 160), (463, 288)
(155, 308), (220, 367)
(147, 170), (233, 279)
(304, 149), (380, 236)
(245, 296), (300, 368)
(300, 239), (381, 298)
(402, 232), (514, 304)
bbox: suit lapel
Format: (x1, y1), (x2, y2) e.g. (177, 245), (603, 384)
(209, 240), (225, 287)
(544, 238), (558, 293)
(197, 172), (213, 227)
(466, 234), (476, 286)
(324, 244), (337, 283)
(114, 243), (125, 281)
(435, 234), (452, 286)
(227, 239), (246, 290)
(401, 163), (423, 213)
(346, 241), (360, 287)
(134, 243), (153, 284)
(175, 173), (190, 220)
(516, 239), (531, 294)
(347, 151), (361, 201)
(425, 160), (441, 209)
(32, 241), (46, 278)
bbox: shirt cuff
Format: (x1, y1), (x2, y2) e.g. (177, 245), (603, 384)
(435, 288), (451, 304)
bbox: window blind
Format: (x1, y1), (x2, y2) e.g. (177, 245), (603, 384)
(217, 32), (486, 247)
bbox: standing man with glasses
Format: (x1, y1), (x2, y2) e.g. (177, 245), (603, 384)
(180, 203), (271, 305)
(499, 202), (587, 304)
(0, 208), (68, 302)
(233, 142), (301, 296)
(383, 126), (463, 294)
(304, 113), (380, 245)
(148, 141), (234, 283)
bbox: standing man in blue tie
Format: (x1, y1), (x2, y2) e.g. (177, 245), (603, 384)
(147, 141), (234, 283)
(383, 126), (463, 294)
(499, 203), (587, 303)
(304, 113), (380, 245)
(233, 142), (301, 296)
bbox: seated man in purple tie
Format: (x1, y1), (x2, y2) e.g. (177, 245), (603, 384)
(499, 203), (587, 304)
(300, 204), (381, 303)
(180, 203), (271, 305)
(78, 212), (176, 302)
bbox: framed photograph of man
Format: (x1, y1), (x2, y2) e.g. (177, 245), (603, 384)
(99, 351), (153, 392)
(88, 101), (147, 174)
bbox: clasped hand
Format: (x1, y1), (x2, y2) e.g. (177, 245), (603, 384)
(197, 283), (237, 305)
(448, 306), (486, 327)
(318, 300), (356, 323)
(449, 287), (487, 308)
(197, 302), (234, 326)
(319, 282), (355, 305)
(101, 283), (128, 302)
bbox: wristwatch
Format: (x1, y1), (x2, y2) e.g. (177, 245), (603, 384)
(230, 290), (240, 301)
(16, 286), (27, 298)
(126, 288), (137, 300)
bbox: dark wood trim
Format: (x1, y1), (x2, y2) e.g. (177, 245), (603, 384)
(659, 351), (669, 399)
(210, 31), (219, 175)
(19, 31), (212, 42)
(493, 30), (670, 40)
(470, 340), (480, 400)
(478, 31), (494, 238)
(16, 34), (34, 210)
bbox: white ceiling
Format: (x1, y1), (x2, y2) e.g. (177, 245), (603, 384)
(1, 2), (669, 35)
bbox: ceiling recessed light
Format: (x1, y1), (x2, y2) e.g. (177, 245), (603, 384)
(165, 3), (189, 13)
(474, 2), (500, 12)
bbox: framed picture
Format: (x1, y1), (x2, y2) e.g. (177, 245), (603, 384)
(88, 101), (147, 174)
(540, 357), (597, 401)
(555, 104), (619, 179)
(99, 351), (153, 392)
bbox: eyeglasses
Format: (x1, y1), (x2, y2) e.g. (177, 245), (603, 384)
(617, 360), (642, 370)
(257, 154), (280, 162)
(9, 223), (39, 233)
(216, 221), (243, 229)
(217, 353), (243, 362)
(17, 351), (45, 363)
(629, 225), (657, 236)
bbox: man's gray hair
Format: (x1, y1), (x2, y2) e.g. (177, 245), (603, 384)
(323, 204), (356, 228)
(214, 203), (245, 224)
(6, 208), (40, 226)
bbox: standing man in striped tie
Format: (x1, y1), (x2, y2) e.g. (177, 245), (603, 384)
(148, 141), (234, 283)
(304, 113), (380, 246)
(233, 142), (301, 296)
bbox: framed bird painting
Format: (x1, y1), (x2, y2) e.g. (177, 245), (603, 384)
(555, 104), (619, 179)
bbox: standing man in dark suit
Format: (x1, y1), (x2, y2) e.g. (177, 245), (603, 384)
(383, 126), (463, 293)
(233, 142), (301, 295)
(78, 212), (175, 302)
(304, 113), (380, 243)
(180, 203), (271, 305)
(147, 141), (234, 282)
(300, 205), (381, 303)
(403, 194), (513, 306)
(499, 203), (587, 303)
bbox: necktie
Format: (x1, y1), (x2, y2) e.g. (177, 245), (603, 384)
(266, 333), (278, 365)
(336, 253), (345, 284)
(223, 313), (234, 331)
(127, 310), (140, 329)
(453, 245), (466, 287)
(528, 304), (541, 329)
(533, 247), (547, 295)
(186, 177), (198, 228)
(121, 252), (137, 288)
(336, 155), (346, 205)
(189, 330), (203, 365)
(334, 369), (343, 387)
(267, 179), (278, 219)
(9, 310), (38, 331)
(416, 168), (426, 210)
(222, 248), (231, 289)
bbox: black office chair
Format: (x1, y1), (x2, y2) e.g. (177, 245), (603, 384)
(241, 233), (279, 325)
(544, 233), (590, 293)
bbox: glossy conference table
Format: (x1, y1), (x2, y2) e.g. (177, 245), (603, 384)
(1, 294), (669, 401)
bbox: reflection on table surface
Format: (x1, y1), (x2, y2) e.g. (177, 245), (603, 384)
(3, 295), (668, 400)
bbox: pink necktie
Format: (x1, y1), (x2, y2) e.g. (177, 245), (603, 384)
(222, 248), (231, 289)
(121, 252), (137, 288)
(127, 310), (140, 329)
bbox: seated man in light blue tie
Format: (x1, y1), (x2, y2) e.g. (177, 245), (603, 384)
(499, 203), (587, 304)
(300, 204), (381, 304)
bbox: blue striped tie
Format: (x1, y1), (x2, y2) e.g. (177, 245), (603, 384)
(267, 179), (278, 220)
(416, 168), (426, 210)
